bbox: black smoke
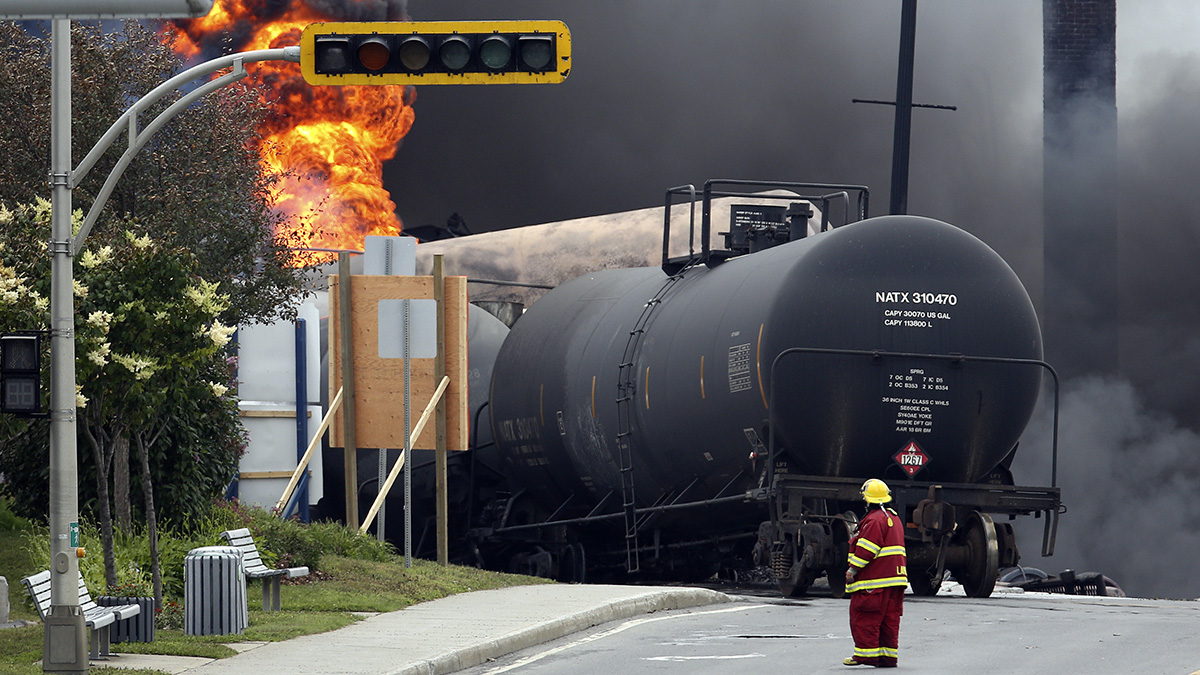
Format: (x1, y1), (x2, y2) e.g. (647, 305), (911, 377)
(386, 1), (1044, 280)
(383, 1), (1200, 598)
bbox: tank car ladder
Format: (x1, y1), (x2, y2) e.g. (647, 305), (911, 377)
(615, 264), (694, 573)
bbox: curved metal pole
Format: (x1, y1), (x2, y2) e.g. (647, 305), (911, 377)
(70, 46), (301, 254)
(73, 59), (246, 252)
(73, 47), (299, 187)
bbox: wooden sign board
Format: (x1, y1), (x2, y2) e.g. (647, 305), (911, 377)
(328, 275), (469, 451)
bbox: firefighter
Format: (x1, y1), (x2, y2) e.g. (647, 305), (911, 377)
(843, 478), (907, 668)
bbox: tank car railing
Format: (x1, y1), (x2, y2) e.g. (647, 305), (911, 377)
(662, 184), (698, 271)
(662, 179), (871, 274)
(764, 347), (1062, 557)
(699, 180), (871, 260)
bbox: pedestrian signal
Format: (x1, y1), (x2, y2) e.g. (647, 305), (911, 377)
(1, 333), (42, 416)
(300, 20), (571, 86)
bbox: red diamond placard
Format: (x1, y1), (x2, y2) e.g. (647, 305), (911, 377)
(893, 441), (930, 478)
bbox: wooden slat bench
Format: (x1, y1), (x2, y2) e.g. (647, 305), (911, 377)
(21, 570), (144, 659)
(219, 528), (309, 611)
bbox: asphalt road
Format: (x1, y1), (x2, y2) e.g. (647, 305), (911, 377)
(458, 587), (1200, 675)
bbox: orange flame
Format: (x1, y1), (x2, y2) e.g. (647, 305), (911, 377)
(170, 1), (414, 263)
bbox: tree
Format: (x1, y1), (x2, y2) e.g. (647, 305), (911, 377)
(0, 19), (310, 583)
(0, 20), (309, 327)
(0, 199), (245, 603)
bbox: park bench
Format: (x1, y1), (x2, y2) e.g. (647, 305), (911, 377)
(21, 570), (144, 659)
(219, 528), (309, 611)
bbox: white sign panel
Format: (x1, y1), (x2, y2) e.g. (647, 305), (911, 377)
(378, 299), (438, 359)
(363, 236), (416, 276)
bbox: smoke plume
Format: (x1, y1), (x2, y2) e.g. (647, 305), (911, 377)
(1016, 377), (1200, 599)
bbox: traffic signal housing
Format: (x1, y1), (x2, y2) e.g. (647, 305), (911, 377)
(1, 333), (43, 416)
(300, 20), (571, 86)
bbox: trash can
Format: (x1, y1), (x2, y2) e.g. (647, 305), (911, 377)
(97, 595), (156, 642)
(184, 546), (248, 635)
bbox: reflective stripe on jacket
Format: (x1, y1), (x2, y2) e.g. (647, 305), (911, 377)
(847, 506), (907, 593)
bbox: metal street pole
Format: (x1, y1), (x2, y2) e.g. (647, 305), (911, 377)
(44, 19), (87, 672)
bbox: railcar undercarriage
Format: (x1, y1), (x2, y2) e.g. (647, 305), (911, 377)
(754, 475), (1061, 598)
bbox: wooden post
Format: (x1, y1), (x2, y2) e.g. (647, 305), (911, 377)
(360, 376), (450, 534)
(275, 387), (343, 513)
(434, 254), (449, 565)
(338, 253), (359, 528)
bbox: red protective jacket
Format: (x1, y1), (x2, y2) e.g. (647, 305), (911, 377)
(847, 506), (907, 592)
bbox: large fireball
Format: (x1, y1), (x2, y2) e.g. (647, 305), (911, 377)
(170, 0), (414, 262)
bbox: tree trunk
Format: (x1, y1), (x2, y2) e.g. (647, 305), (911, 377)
(135, 433), (162, 609)
(114, 435), (132, 532)
(96, 454), (116, 590)
(82, 422), (117, 589)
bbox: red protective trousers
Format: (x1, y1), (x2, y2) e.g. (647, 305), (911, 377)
(848, 586), (903, 667)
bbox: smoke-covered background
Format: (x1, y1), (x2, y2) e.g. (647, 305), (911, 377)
(382, 1), (1200, 599)
(388, 2), (1043, 280)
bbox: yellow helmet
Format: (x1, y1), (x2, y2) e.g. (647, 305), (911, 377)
(861, 478), (892, 504)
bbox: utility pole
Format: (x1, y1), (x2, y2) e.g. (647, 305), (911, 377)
(852, 0), (956, 215)
(889, 0), (918, 216)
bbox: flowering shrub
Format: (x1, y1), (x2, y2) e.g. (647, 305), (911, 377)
(107, 557), (153, 598)
(0, 202), (53, 329)
(0, 201), (243, 526)
(156, 599), (185, 631)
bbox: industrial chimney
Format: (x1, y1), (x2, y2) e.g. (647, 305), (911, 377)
(1042, 0), (1119, 379)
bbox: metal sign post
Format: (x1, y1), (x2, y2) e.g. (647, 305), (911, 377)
(363, 236), (417, 548)
(403, 299), (412, 567)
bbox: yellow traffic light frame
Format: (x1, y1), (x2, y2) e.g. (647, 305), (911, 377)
(300, 20), (571, 86)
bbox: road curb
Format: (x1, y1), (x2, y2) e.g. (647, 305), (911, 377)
(390, 588), (733, 675)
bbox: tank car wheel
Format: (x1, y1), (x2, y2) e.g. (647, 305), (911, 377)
(773, 541), (809, 598)
(957, 512), (1000, 598)
(907, 567), (943, 596)
(826, 511), (857, 599)
(777, 566), (810, 598)
(557, 543), (586, 583)
(509, 546), (555, 578)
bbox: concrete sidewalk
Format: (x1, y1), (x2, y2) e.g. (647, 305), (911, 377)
(92, 584), (732, 674)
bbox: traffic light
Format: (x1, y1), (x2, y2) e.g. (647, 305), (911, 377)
(300, 20), (571, 86)
(1, 333), (43, 416)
